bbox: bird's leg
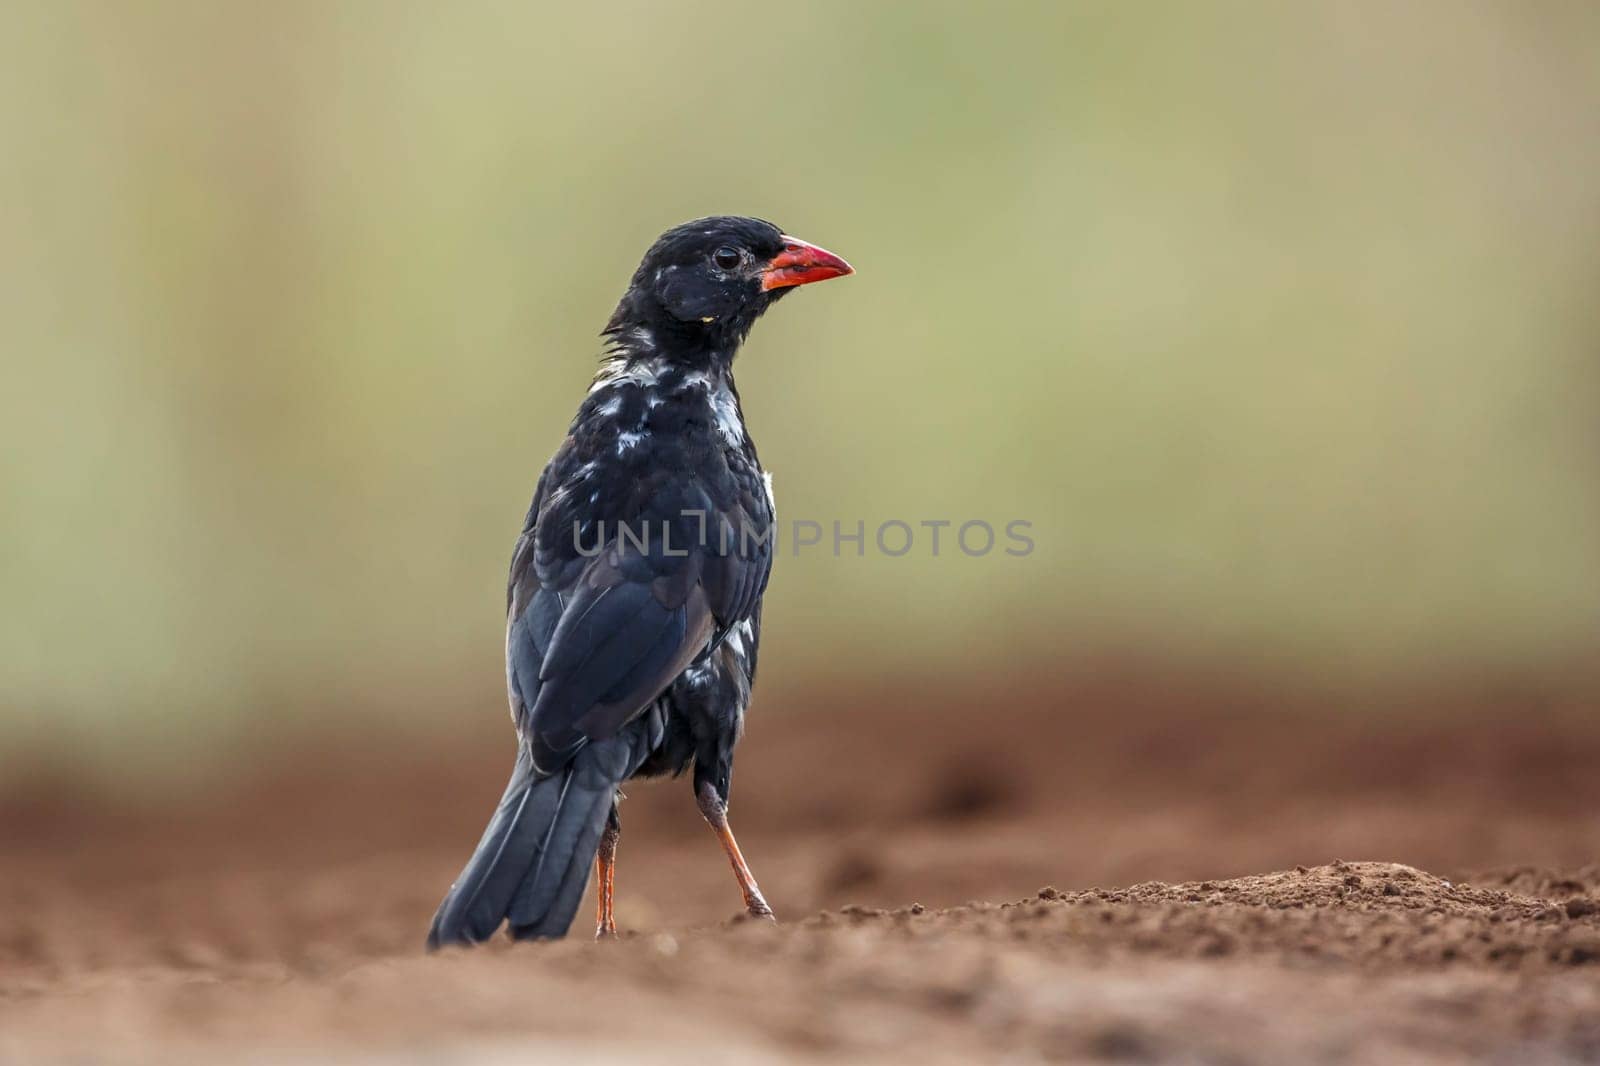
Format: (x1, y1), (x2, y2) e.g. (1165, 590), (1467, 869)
(695, 780), (774, 920)
(594, 804), (621, 939)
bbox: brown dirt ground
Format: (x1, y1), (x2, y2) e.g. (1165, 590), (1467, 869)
(4, 666), (1600, 1063)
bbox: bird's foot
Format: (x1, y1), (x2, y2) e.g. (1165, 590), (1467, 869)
(595, 918), (617, 940)
(743, 892), (776, 922)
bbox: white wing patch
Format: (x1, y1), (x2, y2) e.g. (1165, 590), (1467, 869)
(725, 618), (755, 658)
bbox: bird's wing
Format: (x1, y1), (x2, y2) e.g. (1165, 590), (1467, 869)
(504, 468), (770, 775)
(697, 481), (772, 655)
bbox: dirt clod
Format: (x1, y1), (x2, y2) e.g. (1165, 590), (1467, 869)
(1565, 897), (1598, 919)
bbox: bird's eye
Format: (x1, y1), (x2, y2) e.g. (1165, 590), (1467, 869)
(711, 247), (741, 271)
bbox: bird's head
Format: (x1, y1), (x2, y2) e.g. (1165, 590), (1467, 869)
(604, 216), (853, 360)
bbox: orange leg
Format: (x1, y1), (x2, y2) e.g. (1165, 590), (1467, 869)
(594, 808), (620, 939)
(696, 781), (774, 920)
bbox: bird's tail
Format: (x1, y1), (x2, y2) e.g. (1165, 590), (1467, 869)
(427, 727), (650, 948)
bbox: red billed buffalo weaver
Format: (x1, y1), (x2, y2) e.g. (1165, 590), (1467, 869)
(428, 217), (853, 946)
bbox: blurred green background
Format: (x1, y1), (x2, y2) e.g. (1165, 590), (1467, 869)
(4, 2), (1598, 781)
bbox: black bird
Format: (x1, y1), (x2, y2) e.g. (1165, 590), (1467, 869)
(427, 216), (853, 946)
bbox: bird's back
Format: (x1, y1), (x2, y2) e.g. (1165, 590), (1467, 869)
(506, 350), (773, 770)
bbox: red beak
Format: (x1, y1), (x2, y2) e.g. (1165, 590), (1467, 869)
(760, 235), (855, 291)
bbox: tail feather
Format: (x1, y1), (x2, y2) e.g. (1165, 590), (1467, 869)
(427, 717), (658, 949)
(426, 747), (574, 948)
(508, 777), (614, 938)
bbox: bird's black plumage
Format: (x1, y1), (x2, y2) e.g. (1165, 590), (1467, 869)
(428, 216), (851, 947)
